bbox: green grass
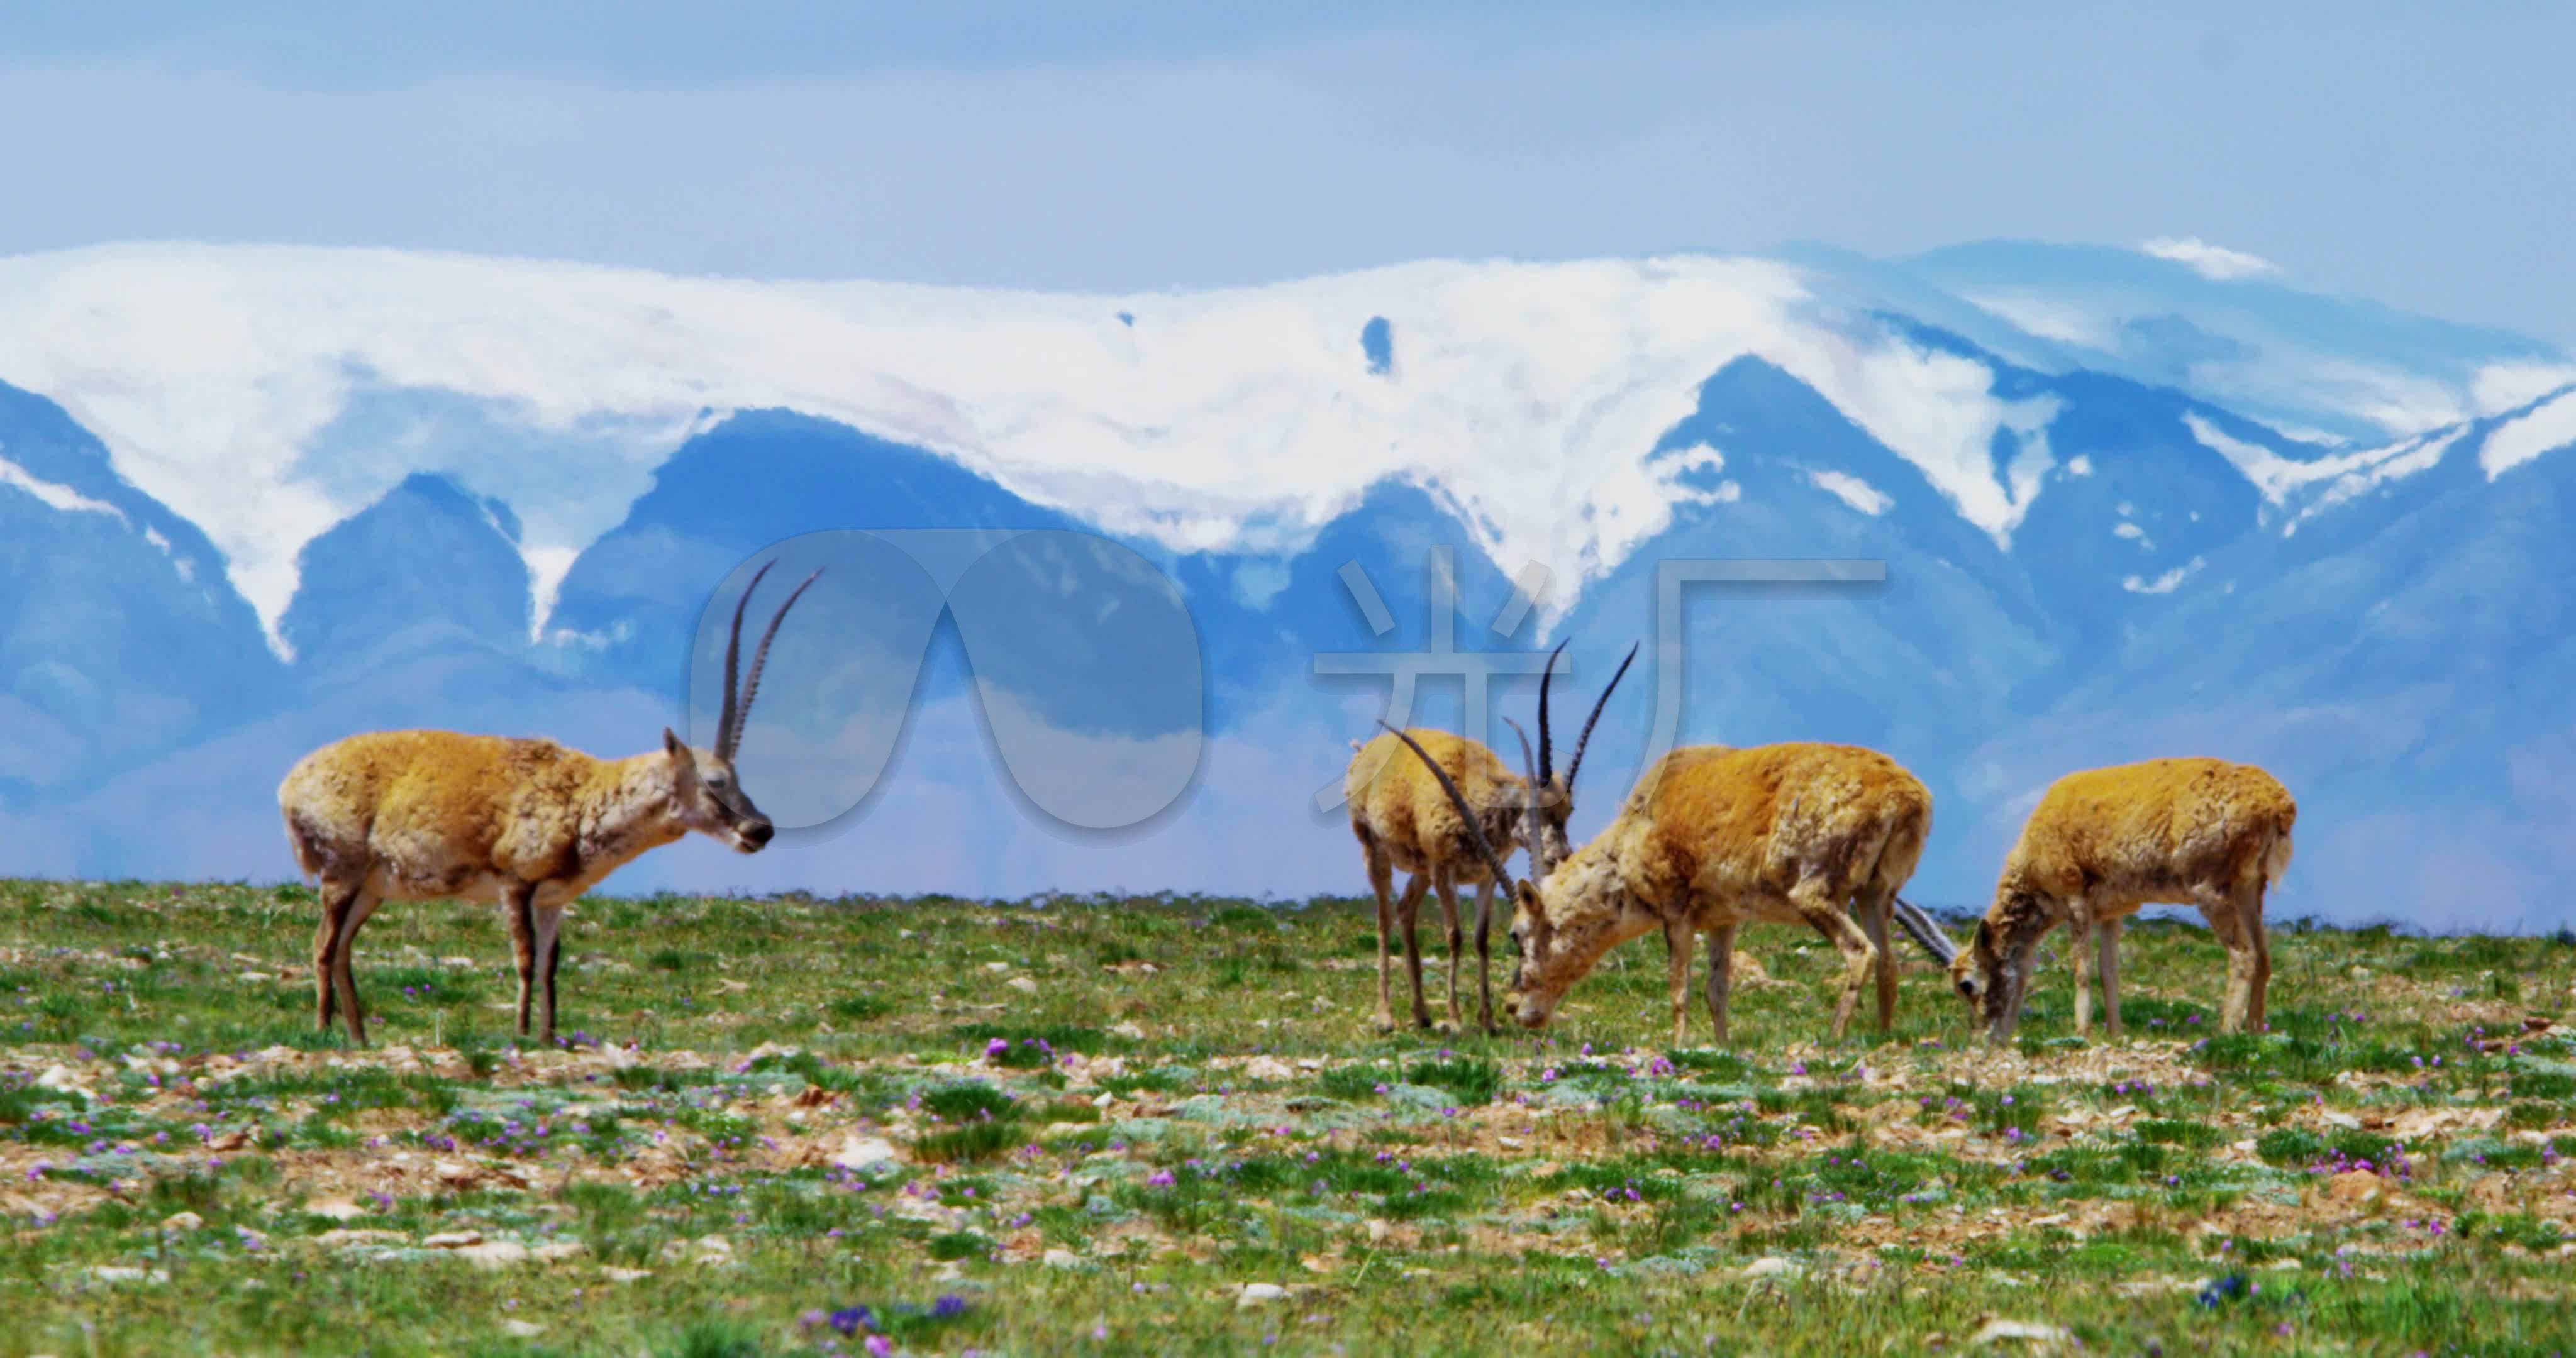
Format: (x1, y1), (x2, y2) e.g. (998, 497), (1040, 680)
(0, 879), (2572, 1354)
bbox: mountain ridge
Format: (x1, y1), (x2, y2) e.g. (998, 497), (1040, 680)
(1, 239), (2571, 927)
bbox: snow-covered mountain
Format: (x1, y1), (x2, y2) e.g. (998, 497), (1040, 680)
(1, 239), (2571, 930)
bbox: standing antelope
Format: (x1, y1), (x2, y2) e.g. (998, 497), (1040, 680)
(1912, 757), (2296, 1045)
(277, 560), (822, 1047)
(1379, 724), (1933, 1046)
(1345, 640), (1636, 1034)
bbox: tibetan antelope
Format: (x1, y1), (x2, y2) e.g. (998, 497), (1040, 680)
(277, 560), (823, 1046)
(1912, 757), (2296, 1045)
(1345, 640), (1636, 1034)
(1379, 724), (1932, 1046)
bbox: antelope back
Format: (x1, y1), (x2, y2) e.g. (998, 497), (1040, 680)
(1347, 728), (1521, 867)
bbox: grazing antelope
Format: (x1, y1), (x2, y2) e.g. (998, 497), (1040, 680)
(277, 560), (822, 1046)
(1345, 640), (1636, 1033)
(1379, 724), (1932, 1046)
(1911, 757), (2296, 1045)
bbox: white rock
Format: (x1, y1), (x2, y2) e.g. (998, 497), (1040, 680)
(1043, 1248), (1082, 1269)
(1741, 1257), (1802, 1281)
(160, 1212), (204, 1232)
(535, 1240), (589, 1263)
(86, 1266), (169, 1285)
(602, 1266), (653, 1283)
(423, 1230), (484, 1249)
(313, 1229), (405, 1249)
(671, 1235), (734, 1266)
(1236, 1282), (1289, 1308)
(305, 1198), (366, 1222)
(1007, 976), (1039, 994)
(35, 1065), (95, 1099)
(502, 1319), (547, 1337)
(454, 1241), (531, 1269)
(1967, 1318), (2075, 1349)
(830, 1135), (902, 1171)
(1243, 1056), (1295, 1081)
(1111, 1021), (1148, 1040)
(984, 961), (1012, 974)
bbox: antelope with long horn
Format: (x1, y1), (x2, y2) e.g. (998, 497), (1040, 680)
(277, 560), (823, 1046)
(1379, 722), (1933, 1046)
(1909, 757), (2296, 1045)
(1344, 639), (1637, 1033)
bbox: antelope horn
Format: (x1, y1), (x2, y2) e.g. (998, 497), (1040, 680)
(1377, 721), (1516, 894)
(721, 564), (825, 761)
(1890, 895), (1960, 966)
(714, 560), (779, 759)
(1564, 641), (1638, 793)
(1502, 716), (1545, 865)
(1535, 638), (1567, 788)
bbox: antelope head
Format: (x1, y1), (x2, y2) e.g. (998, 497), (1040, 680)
(1524, 638), (1638, 878)
(1380, 719), (1648, 1031)
(664, 559), (823, 853)
(1935, 894), (2039, 1044)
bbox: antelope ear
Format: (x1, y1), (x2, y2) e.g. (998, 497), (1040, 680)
(663, 727), (686, 759)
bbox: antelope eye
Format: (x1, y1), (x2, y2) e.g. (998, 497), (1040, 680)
(1955, 979), (1975, 997)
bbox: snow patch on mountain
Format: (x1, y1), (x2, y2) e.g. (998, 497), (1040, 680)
(2472, 363), (2576, 416)
(1782, 342), (2058, 543)
(2140, 237), (2282, 282)
(1902, 241), (2576, 448)
(2183, 412), (2480, 536)
(0, 243), (2114, 654)
(2122, 555), (2205, 595)
(0, 452), (125, 521)
(1958, 291), (2109, 350)
(2284, 428), (2469, 529)
(2482, 387), (2576, 479)
(1809, 468), (1892, 516)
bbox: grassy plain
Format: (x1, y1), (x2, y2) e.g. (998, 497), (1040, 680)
(4, 879), (2575, 1355)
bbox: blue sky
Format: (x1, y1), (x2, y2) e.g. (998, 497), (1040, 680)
(6, 1), (2575, 343)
